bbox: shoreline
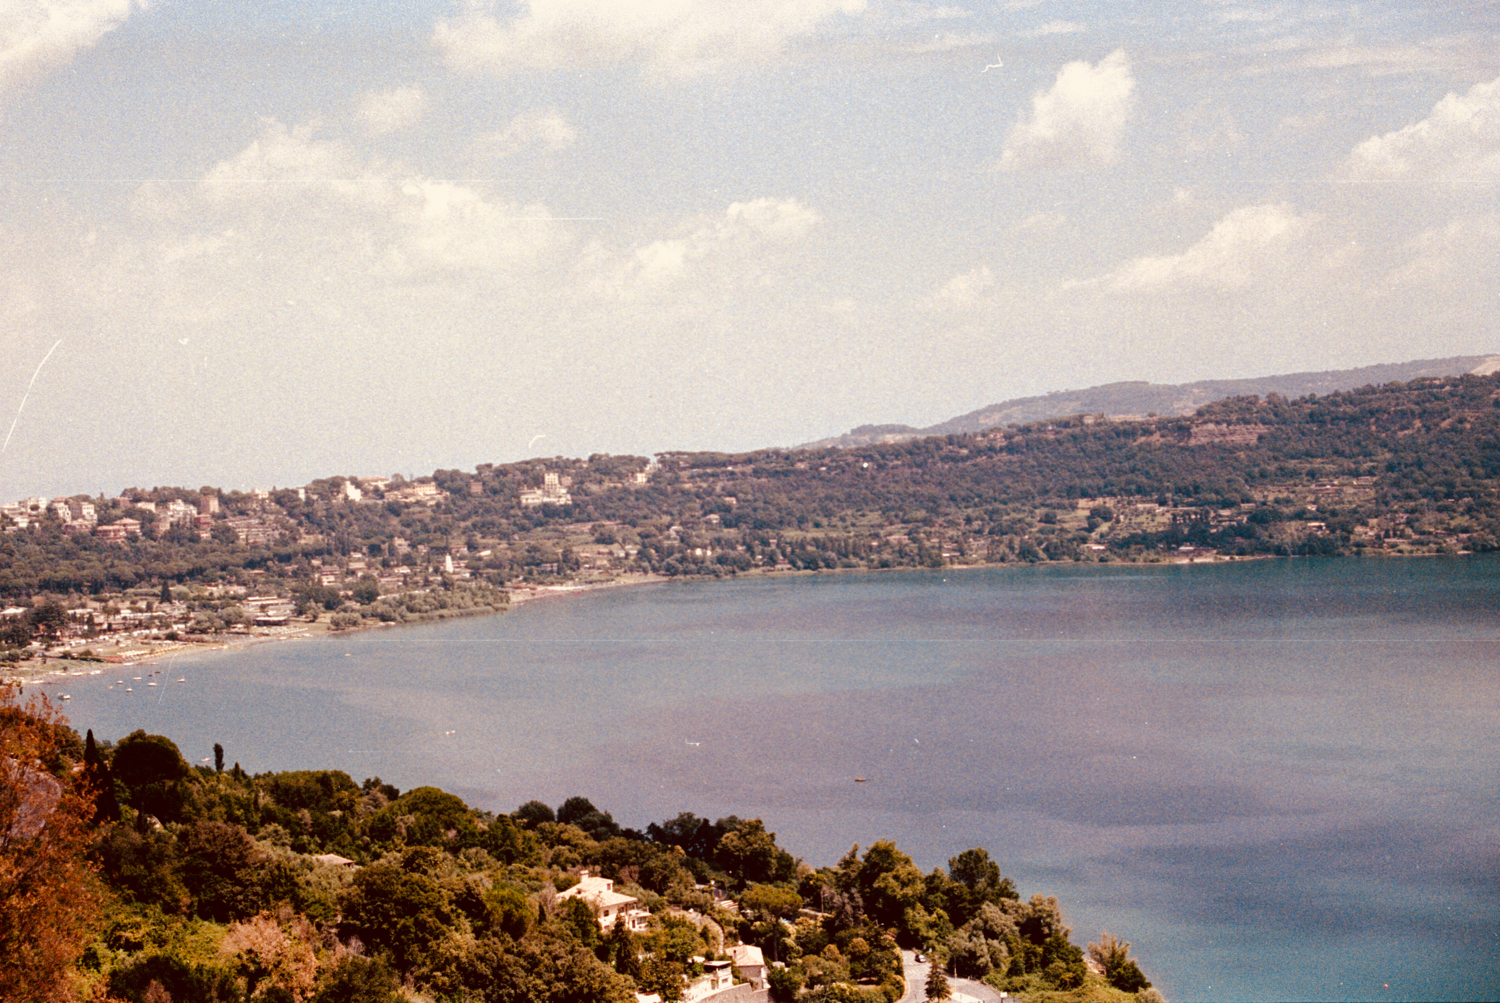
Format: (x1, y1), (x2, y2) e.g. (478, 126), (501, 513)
(5, 549), (1480, 689)
(6, 573), (672, 688)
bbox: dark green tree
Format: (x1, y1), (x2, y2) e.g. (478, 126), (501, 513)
(512, 799), (555, 828)
(635, 955), (685, 1003)
(924, 955), (951, 1001)
(112, 730), (192, 826)
(340, 860), (454, 973)
(82, 729), (121, 823)
(25, 600), (68, 643)
(556, 795), (599, 826)
(177, 820), (266, 922)
(312, 955), (401, 1003)
(766, 965), (803, 1003)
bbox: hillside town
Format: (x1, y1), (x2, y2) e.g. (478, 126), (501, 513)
(5, 374), (1499, 673)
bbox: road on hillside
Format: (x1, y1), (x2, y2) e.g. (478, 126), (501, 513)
(897, 950), (1006, 1003)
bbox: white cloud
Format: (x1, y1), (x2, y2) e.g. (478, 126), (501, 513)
(433, 0), (868, 80)
(1218, 7), (1277, 24)
(901, 31), (995, 55)
(1108, 203), (1313, 291)
(586, 197), (820, 297)
(1343, 72), (1500, 181)
(999, 49), (1134, 171)
(932, 265), (995, 307)
(1010, 210), (1067, 233)
(0, 0), (137, 95)
(1384, 214), (1500, 291)
(476, 107), (576, 158)
(199, 119), (365, 189)
(139, 119), (569, 278)
(1021, 20), (1085, 37)
(358, 85), (427, 137)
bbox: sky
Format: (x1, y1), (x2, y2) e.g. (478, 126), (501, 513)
(1, 0), (1498, 500)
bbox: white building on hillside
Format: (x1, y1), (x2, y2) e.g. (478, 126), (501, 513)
(726, 944), (766, 989)
(520, 471), (572, 507)
(556, 870), (649, 932)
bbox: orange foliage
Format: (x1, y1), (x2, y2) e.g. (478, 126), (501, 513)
(0, 684), (107, 1002)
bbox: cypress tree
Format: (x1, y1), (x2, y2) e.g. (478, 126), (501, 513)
(925, 954), (951, 1002)
(82, 729), (120, 823)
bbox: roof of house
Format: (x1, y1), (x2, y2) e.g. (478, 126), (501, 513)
(728, 944), (765, 967)
(557, 873), (640, 911)
(312, 853), (357, 867)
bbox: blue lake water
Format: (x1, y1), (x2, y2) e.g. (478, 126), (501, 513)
(43, 558), (1500, 1002)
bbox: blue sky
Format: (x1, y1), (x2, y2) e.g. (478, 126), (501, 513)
(2, 0), (1498, 498)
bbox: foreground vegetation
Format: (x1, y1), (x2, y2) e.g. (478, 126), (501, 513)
(1, 686), (1158, 1003)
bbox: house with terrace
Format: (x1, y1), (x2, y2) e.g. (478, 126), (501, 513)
(555, 870), (650, 932)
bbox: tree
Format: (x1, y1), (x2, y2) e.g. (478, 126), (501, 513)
(214, 742), (225, 774)
(0, 618), (33, 649)
(83, 728), (121, 823)
(513, 799), (556, 828)
(635, 954), (686, 1003)
(924, 955), (951, 1001)
(351, 575), (380, 605)
(25, 600), (68, 643)
(556, 795), (599, 826)
(1089, 931), (1152, 992)
(177, 820), (266, 922)
(766, 965), (803, 1003)
(715, 818), (796, 887)
(0, 685), (106, 1001)
(312, 955), (401, 1003)
(603, 914), (637, 975)
(112, 729), (192, 825)
(340, 859), (454, 973)
(740, 882), (802, 961)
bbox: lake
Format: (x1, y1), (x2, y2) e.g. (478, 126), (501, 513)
(46, 557), (1500, 1002)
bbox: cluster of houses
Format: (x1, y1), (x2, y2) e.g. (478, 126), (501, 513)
(2, 463), (640, 544)
(557, 871), (769, 1003)
(0, 491), (282, 546)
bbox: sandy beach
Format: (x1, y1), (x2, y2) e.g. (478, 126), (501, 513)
(4, 573), (672, 688)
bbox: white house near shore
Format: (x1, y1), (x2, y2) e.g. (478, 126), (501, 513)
(555, 870), (650, 932)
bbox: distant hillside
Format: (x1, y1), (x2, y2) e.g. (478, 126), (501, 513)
(797, 355), (1500, 449)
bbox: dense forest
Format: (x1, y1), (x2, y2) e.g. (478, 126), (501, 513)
(2, 686), (1157, 1003)
(4, 372), (1500, 646)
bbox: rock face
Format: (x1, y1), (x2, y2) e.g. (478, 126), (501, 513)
(797, 355), (1500, 450)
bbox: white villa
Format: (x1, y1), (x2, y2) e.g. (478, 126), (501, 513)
(555, 870), (649, 932)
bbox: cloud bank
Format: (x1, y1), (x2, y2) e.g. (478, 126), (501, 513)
(434, 0), (868, 80)
(1344, 71), (1500, 181)
(0, 0), (137, 95)
(1000, 49), (1134, 170)
(359, 85), (428, 137)
(1109, 203), (1314, 291)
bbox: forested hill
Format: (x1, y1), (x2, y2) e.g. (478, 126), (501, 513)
(5, 372), (1500, 613)
(0, 692), (1162, 1003)
(797, 354), (1500, 449)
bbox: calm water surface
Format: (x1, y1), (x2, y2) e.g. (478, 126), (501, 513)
(47, 558), (1500, 1002)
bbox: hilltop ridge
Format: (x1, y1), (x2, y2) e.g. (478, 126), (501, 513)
(796, 355), (1500, 449)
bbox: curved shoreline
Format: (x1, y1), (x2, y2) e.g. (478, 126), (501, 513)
(5, 573), (672, 687)
(5, 549), (1480, 689)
